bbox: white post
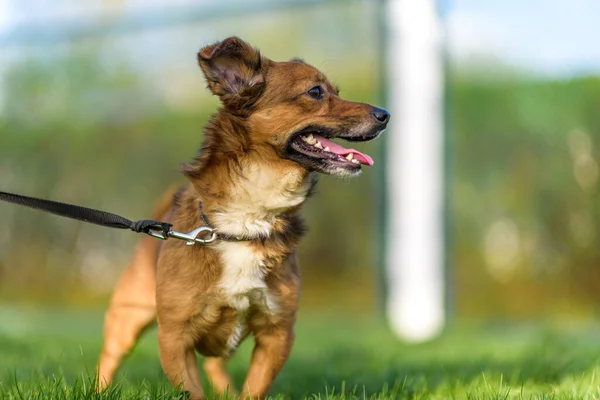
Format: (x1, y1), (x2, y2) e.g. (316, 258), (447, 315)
(385, 0), (445, 341)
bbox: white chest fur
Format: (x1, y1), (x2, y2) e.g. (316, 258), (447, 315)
(211, 165), (312, 353)
(211, 168), (315, 239)
(216, 241), (273, 311)
(216, 241), (278, 353)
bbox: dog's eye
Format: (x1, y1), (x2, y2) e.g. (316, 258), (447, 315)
(307, 86), (324, 99)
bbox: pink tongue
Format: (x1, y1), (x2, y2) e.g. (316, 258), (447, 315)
(312, 134), (374, 166)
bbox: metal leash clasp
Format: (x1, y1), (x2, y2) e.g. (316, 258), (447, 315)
(168, 226), (217, 246)
(146, 224), (170, 240)
(146, 224), (217, 245)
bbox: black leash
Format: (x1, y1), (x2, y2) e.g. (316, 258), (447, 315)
(0, 190), (217, 245)
(0, 190), (171, 235)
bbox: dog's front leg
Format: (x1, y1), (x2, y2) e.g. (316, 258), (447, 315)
(241, 326), (295, 399)
(158, 327), (205, 400)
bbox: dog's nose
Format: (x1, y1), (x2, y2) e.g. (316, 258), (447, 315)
(372, 107), (390, 125)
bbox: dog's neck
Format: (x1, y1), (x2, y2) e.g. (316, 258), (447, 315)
(205, 160), (314, 238)
(183, 114), (316, 239)
(207, 165), (313, 237)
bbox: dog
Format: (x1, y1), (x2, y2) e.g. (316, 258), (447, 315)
(96, 36), (389, 399)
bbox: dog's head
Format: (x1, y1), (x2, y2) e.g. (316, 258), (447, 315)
(197, 37), (389, 177)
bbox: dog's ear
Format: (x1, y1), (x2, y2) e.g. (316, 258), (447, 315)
(198, 37), (268, 110)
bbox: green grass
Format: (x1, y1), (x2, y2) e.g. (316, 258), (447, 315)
(2, 306), (600, 399)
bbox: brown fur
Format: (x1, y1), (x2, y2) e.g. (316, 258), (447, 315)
(97, 37), (388, 399)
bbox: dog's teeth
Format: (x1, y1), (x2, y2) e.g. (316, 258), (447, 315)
(315, 141), (323, 149)
(301, 135), (309, 142)
(324, 146), (331, 152)
(346, 153), (354, 161)
(351, 159), (360, 164)
(306, 134), (317, 144)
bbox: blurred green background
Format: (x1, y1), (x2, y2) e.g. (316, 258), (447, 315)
(0, 0), (599, 323)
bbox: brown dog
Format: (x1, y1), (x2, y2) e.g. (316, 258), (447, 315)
(96, 37), (389, 399)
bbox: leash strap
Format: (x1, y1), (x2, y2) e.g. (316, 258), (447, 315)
(0, 190), (172, 239)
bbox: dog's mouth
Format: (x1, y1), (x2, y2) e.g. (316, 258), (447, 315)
(291, 133), (374, 166)
(285, 128), (380, 176)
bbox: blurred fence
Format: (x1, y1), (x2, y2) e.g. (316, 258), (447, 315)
(1, 0), (600, 320)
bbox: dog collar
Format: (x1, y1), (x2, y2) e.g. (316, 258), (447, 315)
(198, 201), (271, 242)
